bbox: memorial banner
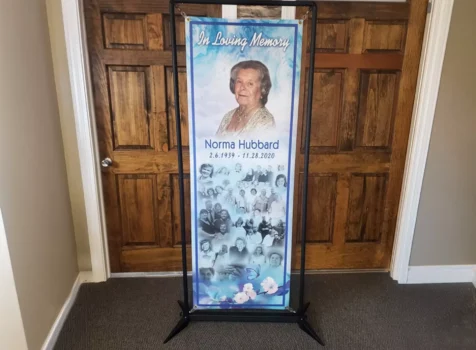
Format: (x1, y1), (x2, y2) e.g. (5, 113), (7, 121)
(186, 17), (303, 309)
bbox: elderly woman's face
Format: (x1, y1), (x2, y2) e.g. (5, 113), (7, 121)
(234, 69), (262, 108)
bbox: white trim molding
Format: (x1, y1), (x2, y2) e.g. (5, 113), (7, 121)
(407, 265), (476, 285)
(41, 272), (92, 350)
(390, 0), (455, 284)
(61, 0), (108, 282)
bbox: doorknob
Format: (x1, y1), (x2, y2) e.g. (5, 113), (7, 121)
(101, 157), (113, 168)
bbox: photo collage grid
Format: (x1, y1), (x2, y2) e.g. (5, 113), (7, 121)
(195, 161), (289, 305)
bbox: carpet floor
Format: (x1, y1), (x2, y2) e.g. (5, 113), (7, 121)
(54, 273), (476, 349)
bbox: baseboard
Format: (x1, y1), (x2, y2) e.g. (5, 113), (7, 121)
(407, 265), (476, 284)
(110, 271), (193, 278)
(41, 271), (92, 350)
(110, 269), (389, 279)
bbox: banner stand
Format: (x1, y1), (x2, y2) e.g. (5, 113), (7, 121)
(164, 0), (323, 345)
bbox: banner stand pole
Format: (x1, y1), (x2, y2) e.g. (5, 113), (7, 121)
(164, 0), (323, 345)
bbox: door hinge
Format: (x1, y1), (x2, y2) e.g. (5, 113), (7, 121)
(427, 1), (432, 14)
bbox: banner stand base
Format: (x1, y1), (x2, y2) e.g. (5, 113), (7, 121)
(163, 300), (325, 344)
(163, 301), (190, 344)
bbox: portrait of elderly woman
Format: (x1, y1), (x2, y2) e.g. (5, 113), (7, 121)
(216, 60), (275, 136)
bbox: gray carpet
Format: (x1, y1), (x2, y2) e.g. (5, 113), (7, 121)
(54, 273), (476, 349)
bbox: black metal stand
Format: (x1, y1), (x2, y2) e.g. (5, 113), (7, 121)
(165, 0), (323, 345)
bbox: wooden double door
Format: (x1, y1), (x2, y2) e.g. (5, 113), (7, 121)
(84, 0), (428, 272)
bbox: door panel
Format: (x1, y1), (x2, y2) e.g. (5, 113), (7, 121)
(109, 66), (152, 148)
(84, 0), (427, 272)
(356, 71), (398, 149)
(346, 173), (388, 242)
(297, 173), (337, 243)
(117, 174), (158, 245)
(306, 69), (343, 150)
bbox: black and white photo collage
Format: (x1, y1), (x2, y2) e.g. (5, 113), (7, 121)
(196, 161), (289, 285)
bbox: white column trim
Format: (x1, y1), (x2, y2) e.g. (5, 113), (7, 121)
(390, 0), (455, 283)
(60, 0), (108, 282)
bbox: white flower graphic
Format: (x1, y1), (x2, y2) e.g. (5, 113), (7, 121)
(243, 283), (254, 293)
(233, 292), (250, 304)
(247, 289), (257, 300)
(260, 277), (279, 295)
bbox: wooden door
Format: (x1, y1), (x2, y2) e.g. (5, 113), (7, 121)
(84, 0), (427, 272)
(292, 0), (428, 269)
(84, 0), (220, 272)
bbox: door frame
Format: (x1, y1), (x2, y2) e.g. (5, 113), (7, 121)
(58, 0), (453, 282)
(389, 0), (454, 282)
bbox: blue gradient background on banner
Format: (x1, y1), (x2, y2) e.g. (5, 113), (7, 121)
(186, 17), (303, 309)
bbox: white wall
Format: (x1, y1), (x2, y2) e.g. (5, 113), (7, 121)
(0, 0), (79, 348)
(0, 210), (28, 350)
(410, 0), (476, 266)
